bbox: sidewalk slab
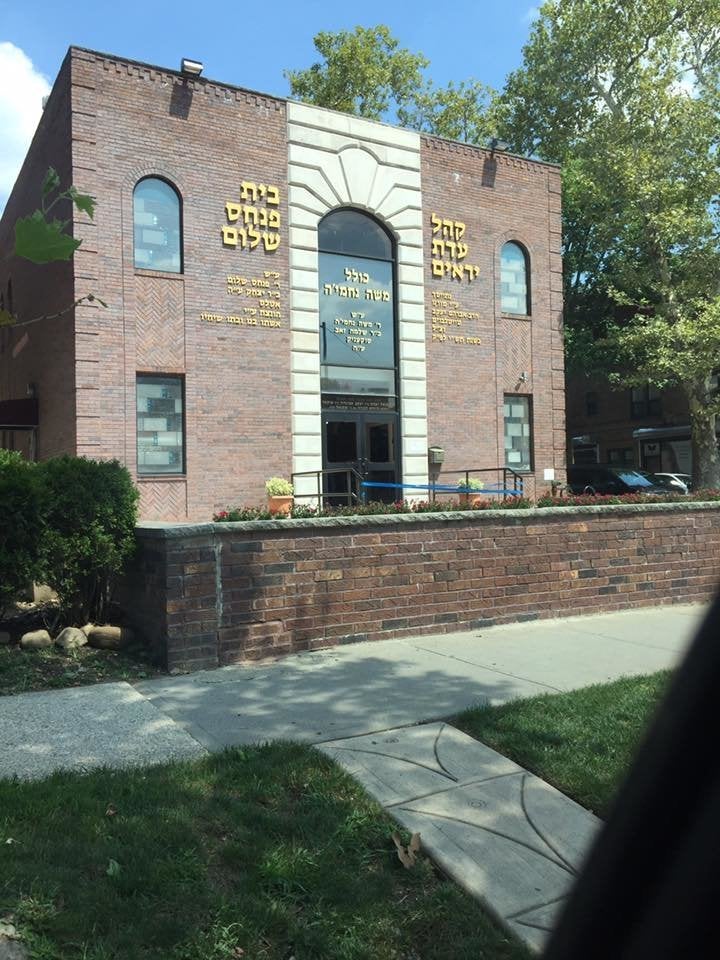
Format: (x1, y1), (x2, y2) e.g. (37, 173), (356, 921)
(319, 722), (523, 805)
(320, 722), (600, 953)
(0, 682), (206, 781)
(135, 604), (702, 749)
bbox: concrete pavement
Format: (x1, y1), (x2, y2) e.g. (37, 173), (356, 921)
(1, 604), (701, 778)
(1, 603), (706, 952)
(133, 602), (702, 751)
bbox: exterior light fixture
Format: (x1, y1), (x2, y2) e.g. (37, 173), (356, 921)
(180, 58), (204, 76)
(488, 137), (510, 157)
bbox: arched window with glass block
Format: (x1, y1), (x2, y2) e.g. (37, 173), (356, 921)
(500, 241), (530, 316)
(133, 178), (182, 273)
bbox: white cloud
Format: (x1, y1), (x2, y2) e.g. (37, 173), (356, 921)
(0, 42), (51, 216)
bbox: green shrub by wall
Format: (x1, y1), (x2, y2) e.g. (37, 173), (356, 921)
(37, 457), (139, 623)
(0, 452), (45, 613)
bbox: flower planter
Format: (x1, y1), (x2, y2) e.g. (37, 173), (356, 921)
(459, 493), (484, 508)
(268, 495), (293, 517)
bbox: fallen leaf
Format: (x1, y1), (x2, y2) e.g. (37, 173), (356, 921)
(105, 804), (118, 818)
(106, 859), (121, 877)
(392, 831), (421, 868)
(4, 838), (20, 845)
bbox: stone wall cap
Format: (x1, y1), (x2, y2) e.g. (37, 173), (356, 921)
(135, 500), (720, 538)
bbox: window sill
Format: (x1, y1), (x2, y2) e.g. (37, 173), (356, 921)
(501, 312), (532, 321)
(134, 269), (185, 281)
(137, 474), (186, 482)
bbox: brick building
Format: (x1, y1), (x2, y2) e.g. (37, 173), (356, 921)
(566, 374), (719, 474)
(0, 47), (566, 521)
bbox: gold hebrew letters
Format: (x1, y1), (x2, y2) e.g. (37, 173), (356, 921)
(430, 212), (479, 283)
(222, 181), (281, 253)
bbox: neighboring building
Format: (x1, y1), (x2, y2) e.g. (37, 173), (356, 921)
(566, 374), (719, 474)
(0, 47), (566, 521)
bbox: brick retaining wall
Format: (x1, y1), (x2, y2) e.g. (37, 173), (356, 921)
(121, 503), (720, 672)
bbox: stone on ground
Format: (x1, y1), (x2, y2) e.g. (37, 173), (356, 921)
(88, 625), (132, 650)
(19, 629), (52, 650)
(55, 626), (88, 651)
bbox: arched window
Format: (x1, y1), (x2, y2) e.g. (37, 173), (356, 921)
(318, 209), (396, 398)
(317, 209), (399, 503)
(501, 241), (530, 316)
(133, 178), (182, 273)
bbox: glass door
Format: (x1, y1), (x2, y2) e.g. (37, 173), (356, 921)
(362, 415), (397, 502)
(322, 413), (399, 505)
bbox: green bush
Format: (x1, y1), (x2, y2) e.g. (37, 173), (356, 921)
(37, 457), (139, 622)
(0, 453), (45, 612)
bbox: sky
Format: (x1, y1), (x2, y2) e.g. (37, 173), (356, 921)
(0, 0), (540, 213)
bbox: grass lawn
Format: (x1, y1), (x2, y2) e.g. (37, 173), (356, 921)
(455, 671), (671, 818)
(0, 643), (160, 697)
(0, 743), (529, 960)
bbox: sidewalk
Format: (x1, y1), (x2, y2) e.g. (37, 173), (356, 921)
(1, 604), (701, 779)
(1, 603), (706, 953)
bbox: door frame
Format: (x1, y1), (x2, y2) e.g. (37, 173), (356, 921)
(322, 410), (401, 500)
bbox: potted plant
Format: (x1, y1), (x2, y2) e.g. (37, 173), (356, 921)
(457, 477), (485, 507)
(266, 477), (294, 516)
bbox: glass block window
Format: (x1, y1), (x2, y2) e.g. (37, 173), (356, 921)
(133, 178), (182, 273)
(136, 375), (184, 475)
(504, 395), (533, 471)
(500, 242), (530, 315)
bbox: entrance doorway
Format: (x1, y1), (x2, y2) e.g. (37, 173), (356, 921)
(322, 412), (399, 503)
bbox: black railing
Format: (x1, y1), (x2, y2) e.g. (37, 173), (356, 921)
(291, 467), (366, 507)
(427, 467), (525, 501)
(291, 465), (524, 508)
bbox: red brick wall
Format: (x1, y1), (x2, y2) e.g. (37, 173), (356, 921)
(421, 139), (566, 501)
(0, 54), (76, 460)
(123, 503), (720, 672)
(67, 49), (291, 521)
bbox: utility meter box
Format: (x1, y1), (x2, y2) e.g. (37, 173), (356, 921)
(428, 446), (445, 465)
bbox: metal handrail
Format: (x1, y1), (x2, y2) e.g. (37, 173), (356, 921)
(291, 467), (366, 506)
(428, 467), (525, 501)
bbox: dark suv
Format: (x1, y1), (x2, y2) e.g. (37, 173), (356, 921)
(566, 465), (668, 495)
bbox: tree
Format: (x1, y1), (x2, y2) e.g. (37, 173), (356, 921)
(0, 167), (100, 328)
(285, 25), (429, 121)
(397, 79), (497, 143)
(499, 0), (720, 487)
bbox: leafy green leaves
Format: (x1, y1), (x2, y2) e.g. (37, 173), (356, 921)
(14, 210), (81, 264)
(285, 25), (429, 121)
(13, 166), (96, 265)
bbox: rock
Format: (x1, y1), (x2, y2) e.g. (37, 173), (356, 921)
(55, 626), (88, 652)
(0, 631), (11, 646)
(80, 622), (95, 637)
(87, 625), (133, 650)
(19, 629), (52, 650)
(0, 935), (29, 959)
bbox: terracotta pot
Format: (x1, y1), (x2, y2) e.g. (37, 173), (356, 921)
(458, 492), (484, 508)
(268, 495), (293, 516)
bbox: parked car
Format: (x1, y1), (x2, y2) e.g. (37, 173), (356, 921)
(566, 465), (668, 495)
(646, 471), (692, 493)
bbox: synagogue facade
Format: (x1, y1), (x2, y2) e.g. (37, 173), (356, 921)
(0, 48), (566, 520)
